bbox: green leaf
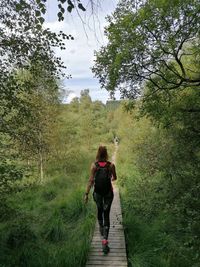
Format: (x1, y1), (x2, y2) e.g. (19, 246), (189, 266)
(57, 12), (63, 17)
(15, 3), (22, 12)
(39, 17), (45, 24)
(41, 7), (46, 14)
(58, 16), (64, 21)
(67, 0), (74, 8)
(78, 3), (86, 11)
(67, 6), (73, 13)
(35, 10), (41, 17)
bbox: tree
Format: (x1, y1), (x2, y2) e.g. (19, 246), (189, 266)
(92, 0), (200, 98)
(17, 67), (60, 182)
(0, 63), (60, 185)
(0, 0), (70, 77)
(0, 0), (72, 138)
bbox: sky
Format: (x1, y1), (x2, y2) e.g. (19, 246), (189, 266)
(44, 0), (120, 104)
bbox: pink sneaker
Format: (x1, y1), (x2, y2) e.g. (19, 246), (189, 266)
(102, 239), (110, 254)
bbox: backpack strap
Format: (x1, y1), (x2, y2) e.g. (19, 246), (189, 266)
(95, 162), (100, 168)
(94, 162), (100, 174)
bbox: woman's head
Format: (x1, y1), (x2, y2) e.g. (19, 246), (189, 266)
(96, 146), (108, 162)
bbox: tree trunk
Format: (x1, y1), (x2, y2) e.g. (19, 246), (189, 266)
(39, 150), (44, 183)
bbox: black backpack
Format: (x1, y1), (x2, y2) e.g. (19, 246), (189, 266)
(94, 161), (112, 196)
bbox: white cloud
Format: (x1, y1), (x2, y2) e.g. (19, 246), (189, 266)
(45, 0), (119, 102)
(67, 92), (77, 102)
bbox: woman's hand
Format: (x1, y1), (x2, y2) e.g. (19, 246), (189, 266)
(111, 163), (117, 181)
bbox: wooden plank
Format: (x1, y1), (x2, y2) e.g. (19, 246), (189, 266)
(86, 261), (127, 266)
(92, 243), (126, 250)
(86, 261), (128, 265)
(91, 237), (125, 242)
(89, 250), (126, 252)
(89, 254), (127, 258)
(86, 266), (127, 267)
(86, 184), (128, 267)
(88, 256), (127, 261)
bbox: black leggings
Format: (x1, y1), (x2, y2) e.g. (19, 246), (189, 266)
(93, 191), (114, 236)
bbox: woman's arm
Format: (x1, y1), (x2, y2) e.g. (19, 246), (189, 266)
(84, 163), (96, 203)
(111, 163), (117, 181)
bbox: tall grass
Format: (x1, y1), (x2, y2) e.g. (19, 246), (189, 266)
(0, 155), (96, 267)
(117, 144), (198, 267)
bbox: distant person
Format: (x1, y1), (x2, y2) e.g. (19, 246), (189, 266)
(84, 145), (117, 254)
(114, 136), (119, 145)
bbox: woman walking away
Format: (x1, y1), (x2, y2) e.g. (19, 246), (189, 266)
(84, 145), (117, 254)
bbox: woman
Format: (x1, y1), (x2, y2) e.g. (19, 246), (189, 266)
(84, 145), (117, 254)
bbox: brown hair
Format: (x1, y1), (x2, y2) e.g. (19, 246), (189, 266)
(96, 146), (108, 162)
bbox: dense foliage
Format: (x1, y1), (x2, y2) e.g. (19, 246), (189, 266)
(0, 0), (70, 191)
(93, 0), (200, 98)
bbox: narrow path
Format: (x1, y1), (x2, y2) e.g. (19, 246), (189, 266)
(86, 143), (128, 267)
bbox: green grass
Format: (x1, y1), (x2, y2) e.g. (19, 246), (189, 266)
(0, 158), (96, 267)
(117, 145), (198, 267)
(121, 208), (196, 267)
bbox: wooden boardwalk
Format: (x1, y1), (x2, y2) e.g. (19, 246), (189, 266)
(85, 186), (128, 267)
